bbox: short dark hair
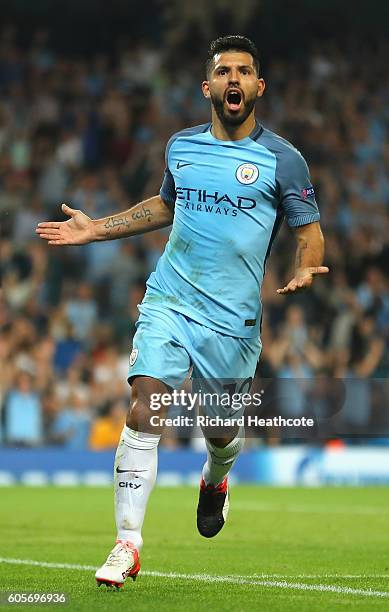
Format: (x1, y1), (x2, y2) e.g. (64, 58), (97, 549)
(206, 35), (261, 77)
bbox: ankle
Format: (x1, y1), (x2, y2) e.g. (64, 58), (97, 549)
(115, 539), (138, 552)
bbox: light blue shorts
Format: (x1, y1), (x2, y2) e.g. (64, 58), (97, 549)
(128, 303), (261, 395)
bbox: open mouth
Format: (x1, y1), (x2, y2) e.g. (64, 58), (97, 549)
(225, 89), (242, 112)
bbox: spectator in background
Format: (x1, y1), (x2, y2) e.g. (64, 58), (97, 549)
(50, 388), (92, 449)
(52, 319), (83, 374)
(89, 398), (126, 450)
(108, 240), (143, 314)
(65, 281), (98, 342)
(341, 312), (386, 432)
(4, 370), (42, 446)
(12, 193), (44, 247)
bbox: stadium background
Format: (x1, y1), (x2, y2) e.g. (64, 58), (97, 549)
(1, 0), (389, 485)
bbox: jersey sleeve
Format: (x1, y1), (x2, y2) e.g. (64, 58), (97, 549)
(159, 137), (176, 208)
(276, 147), (320, 227)
(159, 167), (176, 207)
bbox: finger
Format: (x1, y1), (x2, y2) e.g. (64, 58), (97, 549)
(309, 266), (329, 275)
(36, 228), (61, 235)
(36, 232), (61, 239)
(297, 278), (312, 288)
(277, 285), (294, 294)
(37, 233), (61, 240)
(61, 203), (77, 217)
(48, 239), (68, 245)
(281, 277), (300, 292)
(277, 283), (291, 293)
(36, 222), (61, 229)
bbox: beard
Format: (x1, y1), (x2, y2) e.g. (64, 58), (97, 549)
(210, 90), (257, 127)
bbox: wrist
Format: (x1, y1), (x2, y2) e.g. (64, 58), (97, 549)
(92, 219), (103, 241)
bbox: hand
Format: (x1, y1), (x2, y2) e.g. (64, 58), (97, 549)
(36, 203), (95, 245)
(277, 266), (329, 295)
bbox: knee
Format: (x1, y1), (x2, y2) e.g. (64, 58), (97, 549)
(125, 377), (171, 433)
(206, 425), (240, 448)
(207, 435), (235, 448)
(126, 396), (151, 430)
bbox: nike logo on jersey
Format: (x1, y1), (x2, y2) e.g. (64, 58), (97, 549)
(116, 467), (147, 473)
(177, 161), (193, 169)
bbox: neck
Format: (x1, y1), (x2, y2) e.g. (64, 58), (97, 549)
(210, 110), (256, 141)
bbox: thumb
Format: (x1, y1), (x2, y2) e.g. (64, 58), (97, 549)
(309, 266), (329, 275)
(61, 203), (77, 217)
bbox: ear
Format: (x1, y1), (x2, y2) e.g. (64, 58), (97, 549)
(202, 80), (211, 99)
(257, 78), (266, 98)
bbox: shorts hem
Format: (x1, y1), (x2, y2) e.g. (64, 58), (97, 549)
(127, 369), (178, 389)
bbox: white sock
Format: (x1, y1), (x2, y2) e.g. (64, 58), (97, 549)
(115, 425), (160, 550)
(202, 427), (245, 486)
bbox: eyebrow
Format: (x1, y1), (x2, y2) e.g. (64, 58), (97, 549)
(215, 64), (254, 71)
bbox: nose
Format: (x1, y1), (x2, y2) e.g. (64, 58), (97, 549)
(228, 69), (240, 85)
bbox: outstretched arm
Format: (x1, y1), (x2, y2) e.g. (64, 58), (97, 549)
(277, 221), (329, 294)
(36, 195), (173, 246)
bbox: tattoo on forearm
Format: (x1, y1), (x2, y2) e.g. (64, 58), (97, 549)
(104, 216), (130, 230)
(296, 240), (308, 268)
(131, 204), (153, 223)
(102, 202), (155, 238)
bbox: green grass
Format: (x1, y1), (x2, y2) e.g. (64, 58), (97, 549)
(1, 486), (389, 611)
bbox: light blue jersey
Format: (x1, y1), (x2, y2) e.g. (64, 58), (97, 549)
(143, 120), (320, 339)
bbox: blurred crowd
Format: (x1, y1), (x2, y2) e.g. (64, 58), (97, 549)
(0, 24), (388, 449)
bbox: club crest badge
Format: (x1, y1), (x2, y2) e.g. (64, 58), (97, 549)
(129, 348), (138, 366)
(236, 163), (259, 185)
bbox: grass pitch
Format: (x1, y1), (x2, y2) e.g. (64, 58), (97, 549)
(1, 486), (389, 611)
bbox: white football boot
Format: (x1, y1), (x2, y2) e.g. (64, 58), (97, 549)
(95, 540), (140, 588)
